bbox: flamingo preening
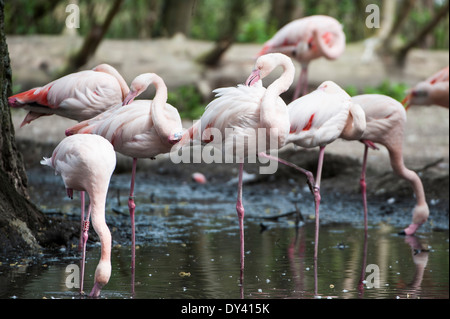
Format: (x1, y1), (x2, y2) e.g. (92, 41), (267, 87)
(257, 15), (346, 100)
(9, 64), (129, 126)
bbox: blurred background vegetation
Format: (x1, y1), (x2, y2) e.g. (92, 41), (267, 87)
(5, 0), (449, 48)
(4, 0), (449, 118)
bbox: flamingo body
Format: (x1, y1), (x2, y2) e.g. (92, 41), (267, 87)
(259, 15), (345, 63)
(9, 64), (129, 127)
(41, 134), (116, 297)
(190, 84), (289, 158)
(67, 99), (182, 159)
(286, 81), (362, 148)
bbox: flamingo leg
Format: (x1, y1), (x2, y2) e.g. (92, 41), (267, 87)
(258, 152), (315, 195)
(128, 158), (137, 268)
(360, 144), (369, 231)
(78, 191), (85, 252)
(128, 158), (137, 295)
(80, 202), (92, 295)
(313, 146), (325, 260)
(236, 162), (245, 285)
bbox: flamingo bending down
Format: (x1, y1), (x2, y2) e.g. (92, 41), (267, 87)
(341, 94), (429, 235)
(9, 64), (129, 127)
(41, 134), (116, 297)
(182, 53), (299, 279)
(65, 73), (184, 280)
(257, 15), (346, 100)
(403, 66), (449, 109)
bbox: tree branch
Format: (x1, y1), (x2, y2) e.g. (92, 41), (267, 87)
(397, 0), (449, 63)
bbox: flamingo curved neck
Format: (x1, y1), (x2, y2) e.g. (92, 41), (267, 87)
(314, 28), (345, 60)
(96, 65), (130, 100)
(340, 103), (366, 140)
(148, 76), (171, 140)
(260, 57), (294, 127)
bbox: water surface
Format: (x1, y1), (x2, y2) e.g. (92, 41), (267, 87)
(1, 170), (448, 299)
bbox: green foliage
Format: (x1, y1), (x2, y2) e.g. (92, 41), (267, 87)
(167, 85), (205, 119)
(345, 80), (409, 102)
(237, 19), (276, 43)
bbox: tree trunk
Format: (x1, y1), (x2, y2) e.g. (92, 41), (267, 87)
(198, 0), (247, 67)
(269, 0), (296, 30)
(0, 1), (77, 254)
(396, 0), (450, 65)
(159, 0), (196, 37)
(59, 0), (124, 76)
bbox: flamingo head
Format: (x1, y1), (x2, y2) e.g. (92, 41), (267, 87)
(402, 82), (430, 110)
(123, 73), (158, 105)
(168, 131), (184, 145)
(122, 90), (139, 105)
(246, 53), (292, 86)
(245, 69), (261, 87)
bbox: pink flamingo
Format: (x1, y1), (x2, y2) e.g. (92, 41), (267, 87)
(282, 81), (366, 259)
(183, 53), (296, 281)
(9, 63), (129, 127)
(65, 73), (184, 281)
(41, 134), (116, 297)
(257, 15), (346, 100)
(403, 66), (449, 109)
(342, 94), (429, 235)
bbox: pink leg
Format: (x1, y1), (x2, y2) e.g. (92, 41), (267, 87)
(80, 203), (92, 295)
(78, 191), (85, 252)
(313, 146), (325, 260)
(236, 162), (245, 284)
(293, 65), (308, 101)
(360, 145), (369, 231)
(129, 158), (137, 295)
(258, 152), (315, 195)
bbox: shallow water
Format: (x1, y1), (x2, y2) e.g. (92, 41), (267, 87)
(1, 170), (448, 299)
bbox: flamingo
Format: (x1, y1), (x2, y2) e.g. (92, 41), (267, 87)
(257, 15), (346, 100)
(9, 63), (129, 127)
(341, 94), (429, 235)
(40, 134), (116, 297)
(65, 73), (184, 283)
(262, 81), (366, 259)
(181, 53), (298, 282)
(403, 66), (449, 109)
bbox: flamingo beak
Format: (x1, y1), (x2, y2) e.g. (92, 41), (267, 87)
(402, 92), (412, 111)
(122, 90), (138, 106)
(245, 69), (261, 87)
(168, 131), (183, 145)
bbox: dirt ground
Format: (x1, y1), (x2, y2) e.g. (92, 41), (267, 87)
(6, 35), (450, 224)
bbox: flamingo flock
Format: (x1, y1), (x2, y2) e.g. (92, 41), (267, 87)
(9, 14), (448, 297)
